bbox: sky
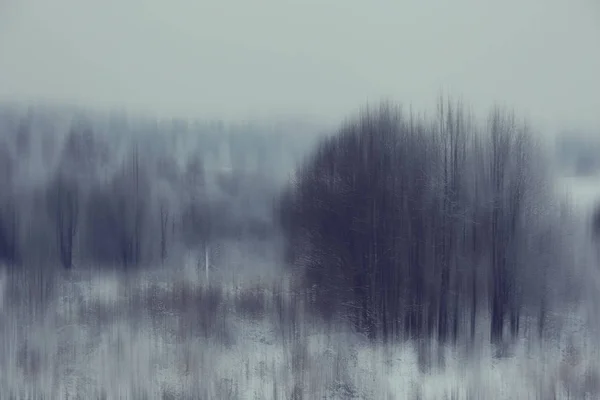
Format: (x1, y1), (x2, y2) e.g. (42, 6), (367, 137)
(0, 0), (598, 130)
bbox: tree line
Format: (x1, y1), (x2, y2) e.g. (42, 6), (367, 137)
(0, 110), (312, 270)
(0, 100), (584, 346)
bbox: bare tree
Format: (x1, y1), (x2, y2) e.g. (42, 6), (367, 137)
(61, 122), (108, 183)
(114, 145), (149, 267)
(0, 199), (19, 266)
(159, 199), (170, 264)
(15, 116), (31, 158)
(484, 109), (534, 343)
(278, 99), (561, 346)
(593, 204), (600, 240)
(83, 145), (150, 268)
(180, 153), (213, 279)
(0, 140), (19, 266)
(46, 173), (79, 269)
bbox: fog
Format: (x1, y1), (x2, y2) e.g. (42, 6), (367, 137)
(1, 0), (599, 129)
(1, 1), (600, 399)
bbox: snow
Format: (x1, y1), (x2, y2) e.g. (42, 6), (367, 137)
(0, 176), (599, 399)
(0, 260), (599, 399)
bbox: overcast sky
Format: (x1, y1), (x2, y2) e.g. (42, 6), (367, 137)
(0, 0), (598, 130)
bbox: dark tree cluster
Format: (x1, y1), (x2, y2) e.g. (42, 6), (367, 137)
(278, 101), (569, 344)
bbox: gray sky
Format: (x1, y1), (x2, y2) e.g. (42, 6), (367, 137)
(0, 0), (598, 130)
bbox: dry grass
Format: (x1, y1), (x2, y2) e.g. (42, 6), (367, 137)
(1, 264), (600, 399)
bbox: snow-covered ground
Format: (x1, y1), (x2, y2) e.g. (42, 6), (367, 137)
(0, 175), (599, 399)
(1, 264), (599, 399)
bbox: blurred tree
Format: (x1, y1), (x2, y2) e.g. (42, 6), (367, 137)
(46, 173), (79, 269)
(278, 100), (559, 345)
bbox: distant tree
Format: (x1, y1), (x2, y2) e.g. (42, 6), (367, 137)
(84, 185), (119, 265)
(41, 128), (57, 169)
(152, 154), (181, 264)
(61, 122), (108, 182)
(155, 154), (181, 184)
(184, 154), (205, 193)
(0, 141), (14, 188)
(15, 116), (31, 158)
(179, 153), (214, 280)
(45, 173), (79, 269)
(43, 123), (107, 269)
(593, 204), (600, 240)
(159, 199), (170, 264)
(84, 145), (150, 268)
(0, 141), (19, 266)
(0, 199), (19, 266)
(114, 146), (149, 267)
(180, 154), (210, 247)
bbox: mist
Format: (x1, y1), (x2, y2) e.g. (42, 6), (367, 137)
(1, 0), (600, 129)
(1, 1), (600, 399)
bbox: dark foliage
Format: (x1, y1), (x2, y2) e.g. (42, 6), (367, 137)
(278, 101), (563, 344)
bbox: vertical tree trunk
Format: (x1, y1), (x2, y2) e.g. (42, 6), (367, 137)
(471, 267), (477, 342)
(160, 204), (169, 264)
(205, 242), (210, 284)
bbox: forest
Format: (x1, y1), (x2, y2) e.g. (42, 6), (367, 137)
(0, 99), (599, 398)
(0, 104), (320, 269)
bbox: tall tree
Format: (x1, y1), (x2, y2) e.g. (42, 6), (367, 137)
(46, 173), (79, 269)
(278, 100), (560, 345)
(0, 141), (18, 266)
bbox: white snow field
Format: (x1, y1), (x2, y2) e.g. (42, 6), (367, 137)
(0, 176), (599, 400)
